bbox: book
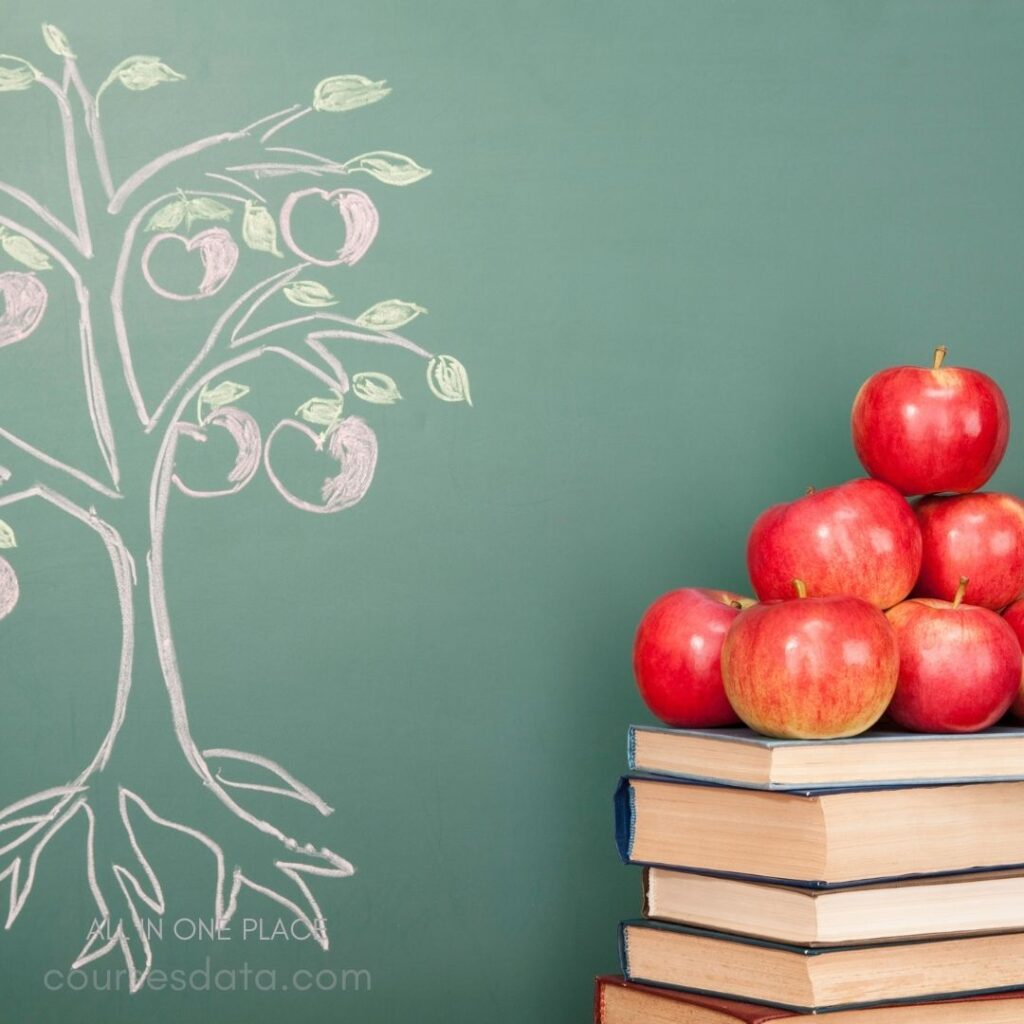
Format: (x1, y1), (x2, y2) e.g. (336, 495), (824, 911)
(595, 975), (1024, 1023)
(642, 866), (1024, 945)
(618, 922), (1024, 1012)
(615, 775), (1024, 885)
(628, 724), (1024, 790)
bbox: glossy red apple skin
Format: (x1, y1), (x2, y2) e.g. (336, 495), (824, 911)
(721, 594), (899, 740)
(851, 358), (1009, 496)
(886, 598), (1021, 733)
(1001, 599), (1024, 719)
(633, 589), (753, 728)
(913, 493), (1024, 610)
(747, 478), (921, 609)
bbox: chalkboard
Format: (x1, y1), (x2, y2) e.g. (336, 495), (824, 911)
(2, 1), (1024, 1021)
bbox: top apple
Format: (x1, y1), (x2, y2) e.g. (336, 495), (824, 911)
(851, 347), (1010, 496)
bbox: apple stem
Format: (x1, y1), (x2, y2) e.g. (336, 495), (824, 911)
(792, 579), (808, 599)
(805, 485), (815, 496)
(933, 345), (948, 369)
(953, 576), (968, 609)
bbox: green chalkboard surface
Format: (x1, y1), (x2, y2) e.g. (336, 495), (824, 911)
(2, 1), (1024, 1021)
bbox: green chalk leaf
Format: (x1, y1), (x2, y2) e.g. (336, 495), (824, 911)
(284, 280), (337, 308)
(352, 372), (402, 405)
(355, 299), (427, 330)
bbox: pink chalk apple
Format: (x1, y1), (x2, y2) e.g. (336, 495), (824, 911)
(279, 188), (379, 267)
(0, 271), (47, 349)
(0, 555), (18, 621)
(141, 227), (239, 301)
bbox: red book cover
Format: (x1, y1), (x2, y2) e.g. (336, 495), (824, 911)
(595, 975), (794, 1022)
(594, 975), (1024, 1023)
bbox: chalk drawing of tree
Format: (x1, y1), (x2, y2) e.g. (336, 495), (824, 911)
(0, 25), (469, 990)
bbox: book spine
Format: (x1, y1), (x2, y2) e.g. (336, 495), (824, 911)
(594, 976), (631, 1022)
(613, 777), (635, 863)
(626, 725), (637, 771)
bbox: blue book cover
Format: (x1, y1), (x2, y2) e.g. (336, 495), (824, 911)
(614, 773), (1024, 889)
(627, 723), (1024, 790)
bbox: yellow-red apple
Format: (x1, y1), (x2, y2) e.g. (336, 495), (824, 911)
(722, 580), (898, 739)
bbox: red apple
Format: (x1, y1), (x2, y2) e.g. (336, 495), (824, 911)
(747, 478), (921, 609)
(633, 588), (754, 728)
(914, 492), (1024, 610)
(721, 580), (899, 740)
(886, 579), (1022, 733)
(1001, 598), (1024, 719)
(851, 346), (1010, 496)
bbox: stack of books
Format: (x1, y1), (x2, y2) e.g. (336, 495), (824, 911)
(597, 724), (1024, 1021)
